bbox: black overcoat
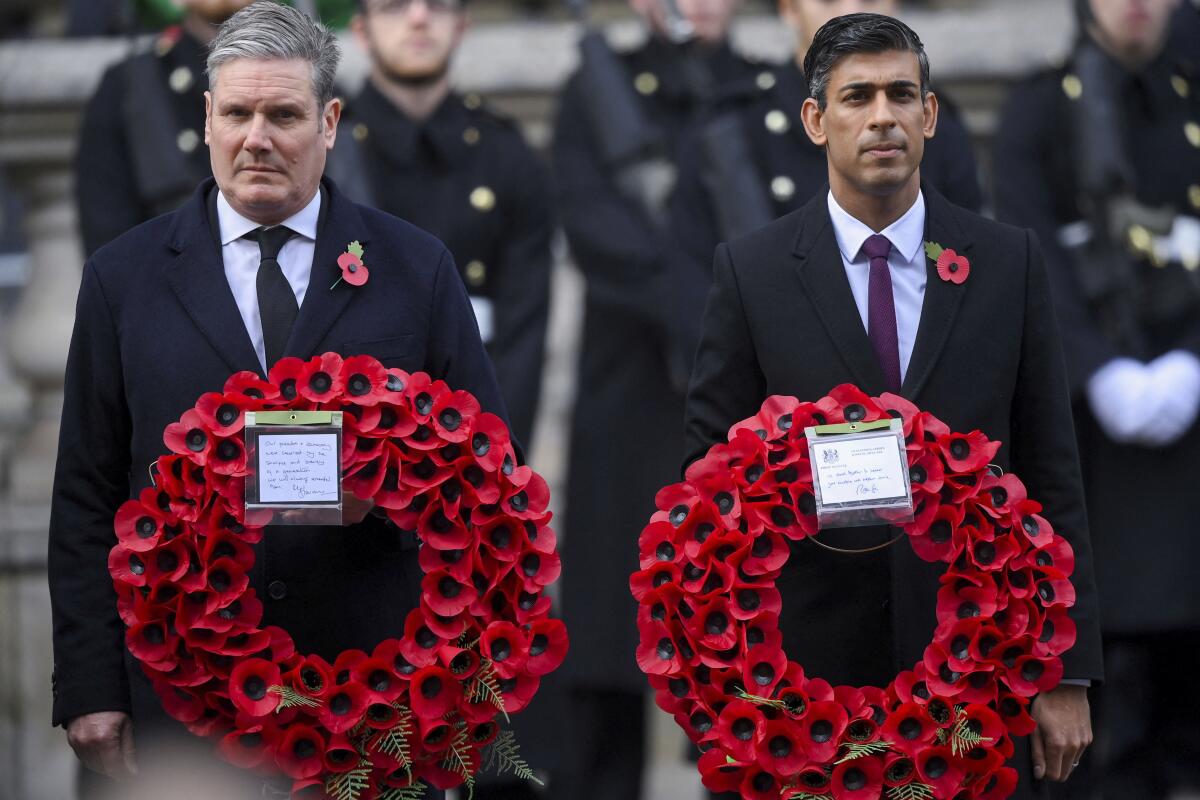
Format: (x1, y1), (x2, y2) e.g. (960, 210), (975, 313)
(992, 51), (1200, 634)
(683, 186), (1106, 797)
(48, 178), (509, 773)
(553, 37), (759, 691)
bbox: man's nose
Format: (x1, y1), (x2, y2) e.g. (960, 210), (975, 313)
(867, 93), (898, 130)
(243, 113), (273, 152)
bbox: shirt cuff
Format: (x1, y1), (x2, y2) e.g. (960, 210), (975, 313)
(1059, 678), (1092, 687)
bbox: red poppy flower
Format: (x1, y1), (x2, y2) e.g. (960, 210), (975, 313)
(293, 353), (343, 404)
(417, 503), (472, 550)
(422, 568), (478, 617)
(109, 544), (151, 588)
(882, 752), (916, 787)
(741, 767), (784, 800)
(881, 702), (936, 758)
(207, 435), (248, 477)
(827, 383), (885, 424)
(799, 700), (849, 763)
(223, 370), (280, 402)
(335, 355), (389, 406)
(275, 724), (326, 779)
(936, 248), (970, 284)
(715, 700), (766, 763)
(204, 557), (250, 608)
(937, 430), (999, 474)
(318, 731), (360, 773)
(729, 582), (782, 622)
(409, 665), (461, 720)
(158, 684), (206, 723)
(698, 747), (747, 793)
(524, 618), (568, 676)
(337, 243), (369, 287)
(743, 645), (786, 696)
(831, 754), (884, 800)
(229, 658), (281, 717)
(347, 657), (403, 705)
(975, 766), (1019, 800)
(267, 357), (308, 402)
(1013, 503), (1054, 547)
(217, 719), (280, 769)
(935, 576), (998, 627)
(1034, 604), (1078, 657)
(429, 389), (479, 443)
(916, 746), (965, 796)
(195, 391), (250, 438)
(757, 716), (808, 775)
(398, 612), (445, 669)
(516, 546), (560, 591)
(637, 620), (685, 676)
(317, 682), (370, 734)
(164, 409), (214, 464)
(496, 671), (540, 713)
(142, 539), (191, 588)
(793, 765), (834, 795)
(479, 621), (528, 679)
(1005, 653), (1063, 697)
(213, 628), (273, 659)
(957, 703), (1006, 752)
(996, 690), (1036, 736)
(685, 596), (738, 652)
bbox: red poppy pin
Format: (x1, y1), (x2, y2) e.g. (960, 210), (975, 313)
(332, 240), (368, 289)
(925, 240), (970, 285)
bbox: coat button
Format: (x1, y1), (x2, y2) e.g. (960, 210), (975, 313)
(169, 65), (194, 94)
(465, 260), (487, 287)
(1171, 74), (1189, 98)
(756, 70), (776, 91)
(634, 71), (659, 96)
(770, 175), (795, 202)
(268, 580), (287, 600)
(352, 123), (369, 142)
(765, 109), (790, 134)
(470, 186), (496, 212)
(177, 129), (200, 154)
(1061, 73), (1083, 100)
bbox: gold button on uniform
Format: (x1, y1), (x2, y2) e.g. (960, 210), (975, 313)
(463, 126), (481, 146)
(770, 175), (795, 202)
(1186, 121), (1200, 148)
(352, 123), (369, 142)
(465, 260), (487, 287)
(765, 109), (790, 134)
(1127, 224), (1153, 254)
(634, 72), (659, 96)
(1171, 75), (1189, 99)
(470, 186), (496, 212)
(463, 93), (482, 110)
(169, 66), (193, 94)
(756, 71), (776, 91)
(1061, 74), (1083, 101)
(176, 128), (200, 154)
(1189, 184), (1200, 211)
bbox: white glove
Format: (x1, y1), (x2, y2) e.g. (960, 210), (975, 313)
(1086, 358), (1157, 443)
(1136, 350), (1200, 447)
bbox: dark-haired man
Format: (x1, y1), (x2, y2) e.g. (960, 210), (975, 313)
(331, 0), (552, 452)
(684, 13), (1103, 798)
(669, 0), (982, 269)
(75, 0), (254, 256)
(994, 0), (1200, 796)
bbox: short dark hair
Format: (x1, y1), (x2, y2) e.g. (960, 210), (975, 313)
(802, 12), (930, 110)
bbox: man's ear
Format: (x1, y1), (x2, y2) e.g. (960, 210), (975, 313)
(800, 96), (826, 147)
(922, 90), (939, 140)
(204, 91), (213, 145)
(323, 97), (342, 150)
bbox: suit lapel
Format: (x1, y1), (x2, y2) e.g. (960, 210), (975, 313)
(284, 180), (370, 360)
(791, 192), (889, 393)
(901, 186), (973, 399)
(165, 181), (263, 376)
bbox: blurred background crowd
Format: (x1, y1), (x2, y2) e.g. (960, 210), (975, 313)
(0, 0), (1198, 799)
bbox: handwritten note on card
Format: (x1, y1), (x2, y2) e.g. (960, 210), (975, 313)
(258, 433), (340, 503)
(810, 433), (908, 507)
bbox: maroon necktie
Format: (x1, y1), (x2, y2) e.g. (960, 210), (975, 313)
(863, 233), (902, 393)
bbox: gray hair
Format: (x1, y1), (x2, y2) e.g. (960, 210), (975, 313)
(207, 1), (341, 108)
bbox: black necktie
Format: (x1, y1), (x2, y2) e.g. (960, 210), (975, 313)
(250, 225), (298, 369)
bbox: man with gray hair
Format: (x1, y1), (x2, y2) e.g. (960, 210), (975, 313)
(48, 2), (504, 796)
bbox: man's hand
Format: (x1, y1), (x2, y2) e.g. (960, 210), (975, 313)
(66, 711), (137, 779)
(1030, 684), (1092, 782)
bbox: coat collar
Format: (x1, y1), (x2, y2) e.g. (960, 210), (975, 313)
(166, 177), (369, 377)
(790, 182), (973, 400)
(352, 81), (471, 168)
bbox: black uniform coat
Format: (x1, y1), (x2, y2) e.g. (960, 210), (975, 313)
(48, 178), (508, 758)
(332, 85), (553, 449)
(683, 186), (1105, 797)
(554, 37), (759, 691)
(670, 61), (984, 271)
(75, 27), (213, 256)
(993, 50), (1200, 634)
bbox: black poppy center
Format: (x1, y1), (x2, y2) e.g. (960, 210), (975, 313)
(421, 676), (443, 699)
(926, 756), (948, 779)
(185, 429), (207, 452)
(691, 712), (713, 733)
(732, 718), (754, 741)
(530, 633), (549, 657)
(347, 374), (371, 396)
(715, 492), (734, 514)
(656, 638), (675, 660)
(737, 589), (761, 612)
(768, 735), (792, 758)
(309, 372), (331, 393)
(810, 719), (833, 742)
(899, 717), (922, 740)
(522, 553), (541, 577)
(136, 516), (157, 538)
(843, 767), (867, 791)
(950, 438), (970, 459)
(845, 404), (866, 422)
(242, 675), (267, 701)
(294, 738), (316, 759)
(958, 601), (981, 619)
(1022, 660), (1045, 681)
(705, 612), (728, 635)
(491, 638), (512, 662)
(752, 662), (775, 686)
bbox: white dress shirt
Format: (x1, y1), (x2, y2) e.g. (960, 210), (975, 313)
(827, 190), (928, 382)
(216, 189), (321, 372)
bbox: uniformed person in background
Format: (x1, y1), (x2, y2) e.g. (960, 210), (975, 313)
(331, 0), (552, 453)
(669, 0), (983, 271)
(994, 0), (1200, 797)
(551, 0), (756, 796)
(74, 0), (254, 256)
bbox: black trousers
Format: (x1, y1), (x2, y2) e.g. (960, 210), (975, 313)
(560, 687), (646, 800)
(1050, 630), (1200, 800)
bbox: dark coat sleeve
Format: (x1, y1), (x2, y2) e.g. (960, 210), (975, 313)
(426, 247), (514, 435)
(48, 260), (134, 726)
(489, 145), (553, 450)
(682, 242), (767, 470)
(1010, 230), (1104, 682)
(75, 63), (146, 258)
(992, 80), (1117, 395)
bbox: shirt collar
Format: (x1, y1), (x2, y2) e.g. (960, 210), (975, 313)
(827, 189), (926, 264)
(216, 188), (321, 246)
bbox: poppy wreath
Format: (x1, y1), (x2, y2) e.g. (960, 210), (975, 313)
(631, 385), (1077, 800)
(108, 353), (568, 799)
